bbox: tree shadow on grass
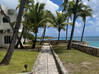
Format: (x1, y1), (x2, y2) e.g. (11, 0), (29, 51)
(53, 45), (69, 54)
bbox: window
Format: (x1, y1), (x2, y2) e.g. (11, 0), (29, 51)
(4, 36), (11, 44)
(0, 30), (3, 33)
(3, 17), (9, 23)
(7, 29), (10, 33)
(8, 9), (14, 15)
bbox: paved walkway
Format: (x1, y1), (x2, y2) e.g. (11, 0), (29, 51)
(32, 43), (59, 74)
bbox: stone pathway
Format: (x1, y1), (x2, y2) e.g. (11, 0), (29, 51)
(32, 43), (59, 74)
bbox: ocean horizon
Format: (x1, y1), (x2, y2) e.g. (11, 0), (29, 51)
(49, 37), (99, 48)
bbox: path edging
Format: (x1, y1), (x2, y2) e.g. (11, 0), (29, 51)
(49, 44), (68, 74)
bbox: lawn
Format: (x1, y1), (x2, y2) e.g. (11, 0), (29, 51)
(0, 49), (38, 74)
(53, 43), (99, 74)
(24, 41), (41, 49)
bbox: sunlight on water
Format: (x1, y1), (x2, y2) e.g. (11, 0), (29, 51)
(50, 37), (99, 48)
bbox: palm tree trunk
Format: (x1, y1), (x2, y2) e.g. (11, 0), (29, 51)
(66, 17), (69, 40)
(58, 30), (61, 41)
(40, 25), (46, 44)
(66, 25), (68, 40)
(32, 33), (37, 49)
(0, 5), (23, 49)
(0, 0), (26, 65)
(15, 27), (25, 49)
(67, 0), (79, 50)
(81, 20), (86, 42)
(23, 38), (26, 44)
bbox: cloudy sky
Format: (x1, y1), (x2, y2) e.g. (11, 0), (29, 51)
(0, 0), (99, 37)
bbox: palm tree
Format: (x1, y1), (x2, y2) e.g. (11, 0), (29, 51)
(80, 6), (92, 42)
(40, 11), (54, 44)
(15, 26), (25, 48)
(61, 0), (69, 12)
(48, 11), (71, 41)
(40, 25), (47, 45)
(62, 0), (73, 41)
(24, 3), (53, 48)
(0, 0), (27, 65)
(67, 0), (90, 49)
(67, 0), (79, 49)
(0, 5), (24, 49)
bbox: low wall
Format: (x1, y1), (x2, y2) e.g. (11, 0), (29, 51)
(72, 43), (99, 57)
(50, 44), (68, 74)
(44, 40), (88, 46)
(44, 40), (99, 57)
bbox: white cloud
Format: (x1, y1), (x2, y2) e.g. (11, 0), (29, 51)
(83, 0), (99, 29)
(72, 0), (99, 36)
(75, 22), (82, 28)
(0, 0), (18, 9)
(0, 0), (59, 16)
(34, 0), (59, 16)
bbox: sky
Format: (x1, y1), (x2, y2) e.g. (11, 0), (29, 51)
(0, 0), (99, 37)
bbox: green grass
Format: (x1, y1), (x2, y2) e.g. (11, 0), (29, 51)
(53, 43), (99, 74)
(0, 50), (38, 74)
(24, 41), (41, 49)
(25, 41), (40, 45)
(25, 41), (33, 45)
(37, 36), (55, 39)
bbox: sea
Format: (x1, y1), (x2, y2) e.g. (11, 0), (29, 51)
(50, 37), (99, 48)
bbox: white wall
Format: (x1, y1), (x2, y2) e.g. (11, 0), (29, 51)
(0, 34), (3, 47)
(0, 5), (24, 48)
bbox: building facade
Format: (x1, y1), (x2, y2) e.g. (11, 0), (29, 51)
(0, 5), (23, 48)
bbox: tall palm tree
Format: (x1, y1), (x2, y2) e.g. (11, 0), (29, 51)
(62, 0), (73, 41)
(67, 0), (79, 49)
(0, 5), (24, 49)
(49, 11), (71, 41)
(0, 0), (27, 65)
(15, 26), (25, 48)
(24, 3), (53, 48)
(67, 0), (90, 49)
(61, 0), (68, 12)
(80, 6), (92, 42)
(40, 11), (54, 44)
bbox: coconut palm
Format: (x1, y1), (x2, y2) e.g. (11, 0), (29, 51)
(80, 6), (92, 42)
(40, 11), (54, 44)
(67, 0), (91, 49)
(48, 11), (72, 41)
(62, 0), (73, 41)
(61, 0), (69, 12)
(0, 0), (27, 65)
(24, 3), (53, 48)
(0, 5), (24, 49)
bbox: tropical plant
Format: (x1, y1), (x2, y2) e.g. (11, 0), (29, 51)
(67, 0), (91, 49)
(40, 10), (54, 44)
(0, 5), (24, 49)
(24, 2), (53, 48)
(0, 0), (27, 65)
(62, 0), (73, 41)
(80, 6), (92, 42)
(61, 0), (69, 12)
(15, 26), (25, 48)
(48, 11), (72, 41)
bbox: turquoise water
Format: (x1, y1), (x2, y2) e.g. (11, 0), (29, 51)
(50, 37), (99, 48)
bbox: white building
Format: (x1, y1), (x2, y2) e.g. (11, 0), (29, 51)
(0, 5), (23, 48)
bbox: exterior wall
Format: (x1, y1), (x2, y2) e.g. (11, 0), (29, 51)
(44, 40), (99, 57)
(0, 32), (12, 48)
(0, 5), (23, 48)
(72, 43), (99, 57)
(0, 34), (3, 47)
(44, 40), (88, 45)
